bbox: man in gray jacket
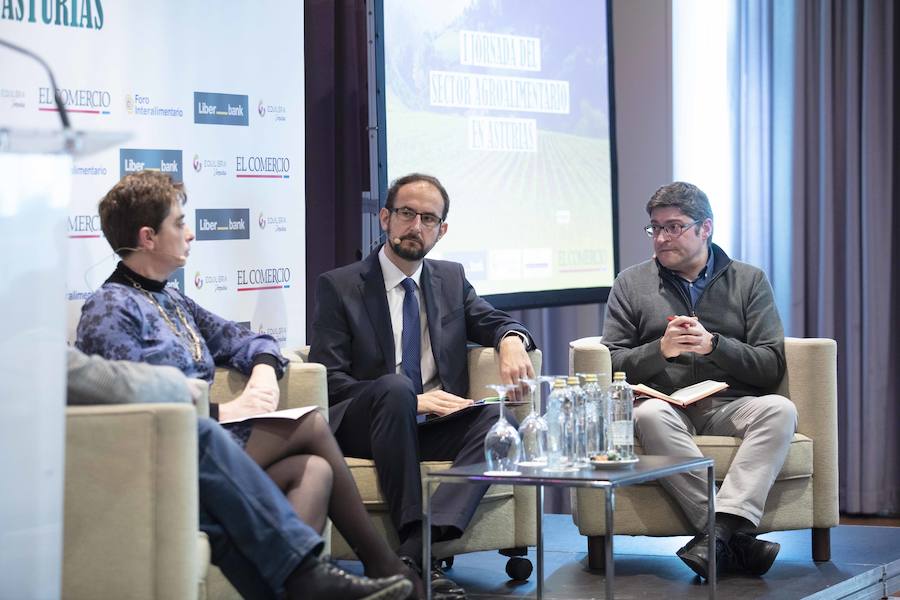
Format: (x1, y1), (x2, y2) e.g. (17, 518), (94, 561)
(603, 182), (797, 579)
(66, 348), (412, 600)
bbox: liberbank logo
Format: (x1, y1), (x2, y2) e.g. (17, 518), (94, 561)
(167, 268), (185, 294)
(236, 266), (291, 292)
(120, 149), (183, 182)
(195, 209), (250, 241)
(1, 0), (104, 29)
(235, 155), (291, 179)
(39, 86), (111, 115)
(194, 92), (249, 126)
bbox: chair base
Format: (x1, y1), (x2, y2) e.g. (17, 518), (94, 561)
(812, 527), (831, 562)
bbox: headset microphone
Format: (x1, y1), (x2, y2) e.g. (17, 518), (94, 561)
(392, 237), (402, 245)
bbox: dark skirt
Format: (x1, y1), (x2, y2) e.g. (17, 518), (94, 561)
(222, 422), (253, 448)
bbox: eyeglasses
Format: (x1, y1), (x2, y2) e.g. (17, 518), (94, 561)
(390, 207), (443, 228)
(643, 220), (702, 238)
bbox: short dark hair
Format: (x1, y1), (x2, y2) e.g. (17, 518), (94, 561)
(99, 171), (186, 257)
(385, 173), (450, 220)
(646, 181), (714, 223)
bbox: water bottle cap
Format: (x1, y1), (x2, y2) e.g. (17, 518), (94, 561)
(582, 373), (598, 382)
(566, 376), (580, 385)
(613, 371), (626, 381)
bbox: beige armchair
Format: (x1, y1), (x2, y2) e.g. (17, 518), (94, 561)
(63, 359), (329, 600)
(568, 336), (838, 569)
(309, 346), (542, 578)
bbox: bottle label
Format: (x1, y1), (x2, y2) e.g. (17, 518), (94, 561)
(611, 420), (633, 445)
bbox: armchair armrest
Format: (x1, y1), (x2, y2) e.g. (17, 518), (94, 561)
(778, 337), (839, 527)
(210, 359), (328, 413)
(569, 337), (612, 386)
(466, 346), (543, 400)
(64, 403), (198, 600)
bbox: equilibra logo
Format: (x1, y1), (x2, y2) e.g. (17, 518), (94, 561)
(39, 86), (110, 115)
(1, 0), (104, 29)
(195, 209), (250, 241)
(68, 214), (102, 239)
(257, 99), (287, 122)
(235, 155), (291, 179)
(125, 93), (183, 118)
(236, 266), (291, 292)
(257, 323), (288, 343)
(258, 211), (288, 232)
(194, 271), (228, 292)
(120, 149), (183, 182)
(194, 92), (249, 126)
(192, 153), (227, 177)
(2, 88), (26, 110)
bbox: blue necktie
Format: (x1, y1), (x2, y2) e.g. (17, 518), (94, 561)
(400, 278), (424, 407)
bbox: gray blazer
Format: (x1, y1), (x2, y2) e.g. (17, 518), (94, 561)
(67, 347), (192, 406)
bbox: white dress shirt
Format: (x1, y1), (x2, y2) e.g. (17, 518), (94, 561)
(378, 247), (440, 392)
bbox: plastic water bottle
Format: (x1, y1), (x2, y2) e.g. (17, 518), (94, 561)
(608, 372), (635, 460)
(544, 378), (569, 470)
(581, 374), (607, 459)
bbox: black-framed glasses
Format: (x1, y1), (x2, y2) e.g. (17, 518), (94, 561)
(643, 220), (702, 238)
(390, 207), (443, 228)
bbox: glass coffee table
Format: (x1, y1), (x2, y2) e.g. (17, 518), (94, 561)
(423, 455), (716, 599)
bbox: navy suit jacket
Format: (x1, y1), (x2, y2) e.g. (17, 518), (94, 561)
(308, 248), (534, 431)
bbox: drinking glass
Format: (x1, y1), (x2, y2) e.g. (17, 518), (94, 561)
(483, 384), (522, 474)
(517, 376), (553, 466)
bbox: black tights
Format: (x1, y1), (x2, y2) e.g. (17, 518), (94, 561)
(243, 412), (405, 578)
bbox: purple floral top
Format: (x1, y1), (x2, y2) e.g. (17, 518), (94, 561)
(76, 262), (287, 383)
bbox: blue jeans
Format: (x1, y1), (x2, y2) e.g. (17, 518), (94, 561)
(197, 418), (323, 599)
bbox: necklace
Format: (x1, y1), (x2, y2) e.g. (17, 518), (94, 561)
(122, 273), (204, 362)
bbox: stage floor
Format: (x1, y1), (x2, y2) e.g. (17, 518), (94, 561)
(385, 515), (900, 599)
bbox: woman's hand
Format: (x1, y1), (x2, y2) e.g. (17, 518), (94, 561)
(218, 364), (280, 421)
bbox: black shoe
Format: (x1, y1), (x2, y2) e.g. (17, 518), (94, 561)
(399, 555), (467, 599)
(728, 532), (780, 576)
(676, 534), (730, 580)
(291, 558), (413, 600)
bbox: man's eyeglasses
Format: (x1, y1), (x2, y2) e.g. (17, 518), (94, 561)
(390, 207), (443, 228)
(643, 220), (702, 238)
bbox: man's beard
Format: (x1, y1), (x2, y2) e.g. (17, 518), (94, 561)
(390, 235), (429, 261)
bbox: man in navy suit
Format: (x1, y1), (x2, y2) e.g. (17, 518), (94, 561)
(309, 173), (536, 598)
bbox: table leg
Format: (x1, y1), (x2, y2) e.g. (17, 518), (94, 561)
(424, 477), (433, 600)
(707, 464), (716, 599)
(536, 484), (544, 599)
(605, 487), (615, 600)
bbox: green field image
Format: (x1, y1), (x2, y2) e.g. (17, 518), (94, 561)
(386, 105), (615, 292)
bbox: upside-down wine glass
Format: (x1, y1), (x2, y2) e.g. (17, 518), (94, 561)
(483, 384), (522, 475)
(517, 376), (553, 466)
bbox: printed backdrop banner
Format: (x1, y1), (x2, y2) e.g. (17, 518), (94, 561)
(0, 1), (307, 349)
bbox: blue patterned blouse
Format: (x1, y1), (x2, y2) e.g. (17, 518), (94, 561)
(76, 262), (288, 384)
